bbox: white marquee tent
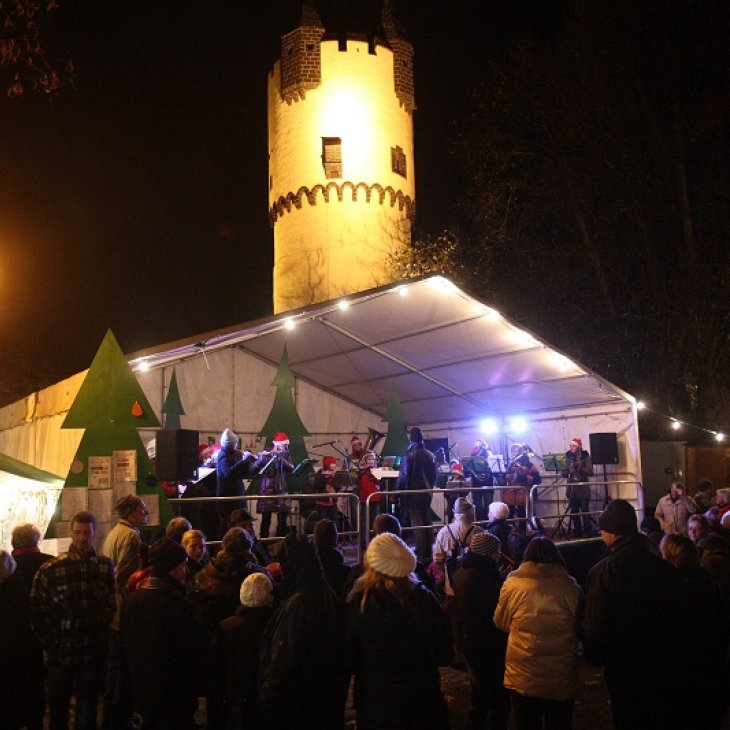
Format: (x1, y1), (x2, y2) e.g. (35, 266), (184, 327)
(0, 276), (644, 524)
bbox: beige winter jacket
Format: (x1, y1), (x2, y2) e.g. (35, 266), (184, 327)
(494, 561), (582, 701)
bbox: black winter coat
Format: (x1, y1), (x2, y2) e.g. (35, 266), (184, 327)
(258, 534), (347, 730)
(397, 442), (437, 508)
(346, 583), (453, 730)
(120, 574), (209, 729)
(452, 552), (506, 677)
(581, 534), (689, 728)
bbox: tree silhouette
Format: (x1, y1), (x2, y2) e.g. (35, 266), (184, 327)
(48, 329), (172, 536)
(161, 369), (185, 430)
(380, 386), (409, 458)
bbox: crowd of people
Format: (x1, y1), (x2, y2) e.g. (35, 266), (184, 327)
(1, 472), (730, 729)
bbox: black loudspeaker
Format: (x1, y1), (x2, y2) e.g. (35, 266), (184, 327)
(589, 432), (619, 465)
(156, 429), (199, 482)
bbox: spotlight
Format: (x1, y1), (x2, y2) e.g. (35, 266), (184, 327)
(480, 418), (499, 435)
(137, 359), (149, 373)
(715, 432), (725, 443)
(337, 300), (349, 311)
(284, 318), (296, 331)
(509, 416), (528, 434)
(636, 400), (646, 410)
(671, 419), (681, 431)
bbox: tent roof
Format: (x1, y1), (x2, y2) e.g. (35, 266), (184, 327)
(131, 277), (635, 426)
(0, 453), (63, 484)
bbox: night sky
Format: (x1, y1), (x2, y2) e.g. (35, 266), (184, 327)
(0, 0), (550, 405)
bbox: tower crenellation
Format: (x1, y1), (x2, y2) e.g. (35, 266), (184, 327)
(269, 0), (416, 313)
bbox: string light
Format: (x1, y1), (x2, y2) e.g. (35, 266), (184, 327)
(635, 400), (724, 439)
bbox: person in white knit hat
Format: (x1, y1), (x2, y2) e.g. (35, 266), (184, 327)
(346, 533), (453, 729)
(219, 572), (275, 729)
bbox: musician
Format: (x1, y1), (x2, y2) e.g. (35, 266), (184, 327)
(256, 432), (294, 539)
(348, 434), (366, 470)
(311, 456), (339, 523)
(397, 427), (437, 561)
(358, 450), (383, 542)
(216, 428), (256, 533)
(564, 437), (594, 537)
(505, 453), (541, 533)
(445, 461), (470, 521)
(469, 437), (495, 522)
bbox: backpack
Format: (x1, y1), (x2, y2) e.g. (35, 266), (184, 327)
(444, 524), (474, 584)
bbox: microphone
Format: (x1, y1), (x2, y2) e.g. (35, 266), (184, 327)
(313, 440), (337, 448)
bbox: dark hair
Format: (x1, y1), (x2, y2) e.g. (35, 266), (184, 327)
(165, 517), (192, 543)
(313, 519), (337, 549)
(523, 536), (566, 567)
(373, 513), (402, 537)
(71, 511), (96, 529)
(640, 516), (662, 534)
(697, 479), (714, 492)
(660, 533), (700, 571)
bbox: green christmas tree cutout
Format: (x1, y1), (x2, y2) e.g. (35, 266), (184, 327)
(48, 329), (173, 537)
(252, 345), (312, 495)
(161, 369), (185, 430)
(380, 386), (409, 458)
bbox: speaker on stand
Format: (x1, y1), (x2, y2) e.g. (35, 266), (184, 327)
(589, 433), (619, 508)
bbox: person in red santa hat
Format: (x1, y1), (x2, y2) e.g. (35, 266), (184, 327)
(358, 451), (383, 543)
(348, 435), (366, 470)
(312, 456), (339, 523)
(446, 460), (470, 520)
(254, 432), (294, 539)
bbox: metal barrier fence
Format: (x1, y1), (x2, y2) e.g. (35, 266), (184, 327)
(170, 479), (643, 560)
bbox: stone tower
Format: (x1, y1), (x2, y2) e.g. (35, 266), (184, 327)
(268, 0), (415, 313)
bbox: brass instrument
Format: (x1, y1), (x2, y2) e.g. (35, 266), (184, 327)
(364, 427), (386, 453)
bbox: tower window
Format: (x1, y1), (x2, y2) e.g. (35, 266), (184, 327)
(391, 146), (407, 178)
(322, 137), (342, 179)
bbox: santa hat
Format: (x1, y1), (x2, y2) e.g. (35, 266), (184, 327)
(450, 462), (465, 477)
(351, 434), (362, 444)
(570, 437), (582, 448)
(366, 533), (416, 578)
(273, 432), (289, 444)
(323, 456), (337, 471)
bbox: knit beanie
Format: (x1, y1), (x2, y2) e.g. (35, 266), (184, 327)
(221, 428), (238, 448)
(366, 533), (417, 578)
(115, 494), (144, 519)
(469, 532), (501, 561)
(148, 537), (188, 576)
(221, 527), (253, 555)
(453, 497), (474, 515)
(239, 572), (274, 608)
(598, 499), (638, 535)
(488, 501), (510, 521)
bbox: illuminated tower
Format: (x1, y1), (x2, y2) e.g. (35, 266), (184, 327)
(268, 0), (415, 313)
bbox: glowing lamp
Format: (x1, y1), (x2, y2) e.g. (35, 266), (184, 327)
(508, 416), (528, 434)
(671, 420), (681, 431)
(284, 318), (297, 331)
(480, 418), (499, 436)
(715, 432), (725, 443)
(337, 300), (350, 311)
(137, 359), (150, 373)
(636, 400), (646, 410)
